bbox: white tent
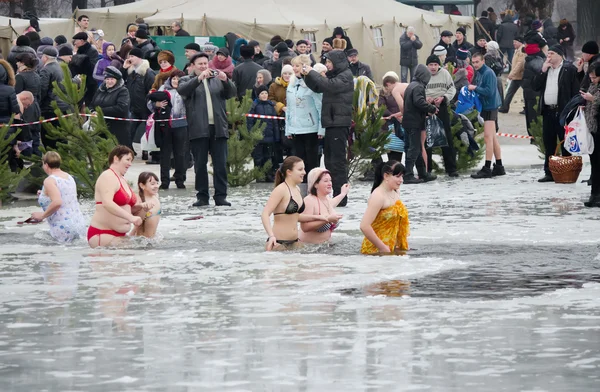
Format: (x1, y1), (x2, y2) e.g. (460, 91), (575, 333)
(0, 16), (74, 60)
(78, 0), (474, 80)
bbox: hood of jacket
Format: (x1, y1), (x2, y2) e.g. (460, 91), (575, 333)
(11, 45), (36, 56)
(502, 15), (513, 23)
(327, 50), (349, 74)
(0, 59), (15, 86)
(412, 64), (431, 86)
(128, 59), (151, 76)
(102, 42), (115, 59)
(99, 77), (125, 92)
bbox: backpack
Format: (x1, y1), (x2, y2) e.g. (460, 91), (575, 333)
(487, 56), (504, 76)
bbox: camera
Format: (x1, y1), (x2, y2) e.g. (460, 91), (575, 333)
(302, 65), (307, 73)
(209, 70), (219, 78)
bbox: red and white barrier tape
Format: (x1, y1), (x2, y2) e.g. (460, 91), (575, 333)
(498, 133), (534, 140)
(0, 113), (75, 127)
(244, 113), (285, 120)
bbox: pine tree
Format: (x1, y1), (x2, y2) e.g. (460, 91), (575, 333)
(0, 121), (30, 202)
(225, 90), (270, 187)
(37, 63), (117, 197)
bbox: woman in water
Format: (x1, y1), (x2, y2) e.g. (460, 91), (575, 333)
(31, 152), (86, 242)
(261, 156), (338, 251)
(133, 172), (161, 237)
(299, 168), (349, 244)
(360, 161), (410, 255)
(87, 145), (151, 248)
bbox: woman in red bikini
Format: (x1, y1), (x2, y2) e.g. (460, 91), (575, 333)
(87, 146), (150, 248)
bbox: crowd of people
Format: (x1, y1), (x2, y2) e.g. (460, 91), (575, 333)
(3, 10), (600, 250)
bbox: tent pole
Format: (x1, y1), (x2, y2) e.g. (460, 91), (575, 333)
(248, 19), (257, 40)
(201, 14), (207, 36)
(286, 21), (295, 39)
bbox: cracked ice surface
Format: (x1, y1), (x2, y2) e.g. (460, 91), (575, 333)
(1, 168), (600, 391)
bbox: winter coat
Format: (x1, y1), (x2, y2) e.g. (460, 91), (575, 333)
(208, 56), (234, 79)
(147, 77), (187, 128)
(496, 16), (518, 49)
(431, 39), (456, 65)
(584, 82), (600, 134)
(474, 64), (502, 111)
(403, 64), (436, 130)
(557, 23), (576, 47)
(93, 42), (116, 83)
(285, 76), (324, 136)
(39, 61), (70, 113)
(90, 79), (130, 143)
(253, 52), (268, 67)
(452, 39), (474, 53)
(76, 42), (99, 68)
(232, 59), (264, 100)
(399, 32), (423, 67)
(137, 39), (156, 59)
(268, 77), (289, 115)
(476, 17), (496, 40)
(524, 30), (547, 49)
(543, 19), (559, 47)
(247, 100), (280, 143)
(124, 60), (156, 116)
(304, 50), (354, 128)
(522, 52), (545, 100)
(578, 54), (600, 93)
(532, 61), (580, 115)
(69, 53), (97, 106)
(175, 29), (190, 37)
(177, 74), (236, 140)
(15, 69), (41, 102)
(7, 45), (37, 72)
(508, 48), (526, 81)
(0, 61), (19, 124)
(270, 51), (294, 79)
(349, 61), (373, 80)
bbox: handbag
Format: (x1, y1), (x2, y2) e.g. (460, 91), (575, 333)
(564, 107), (594, 155)
(425, 115), (448, 148)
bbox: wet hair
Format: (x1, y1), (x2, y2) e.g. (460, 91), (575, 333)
(108, 145), (134, 165)
(137, 171), (159, 202)
(274, 156), (303, 187)
(372, 160), (405, 193)
(42, 151), (61, 169)
(382, 75), (398, 87)
(77, 15), (89, 22)
(308, 169), (331, 196)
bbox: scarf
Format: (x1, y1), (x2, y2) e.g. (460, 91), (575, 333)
(276, 77), (289, 88)
(160, 65), (174, 73)
(585, 83), (600, 134)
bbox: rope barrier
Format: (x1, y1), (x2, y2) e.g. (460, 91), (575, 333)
(497, 133), (534, 140)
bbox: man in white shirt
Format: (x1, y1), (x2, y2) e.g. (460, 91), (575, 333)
(532, 45), (580, 182)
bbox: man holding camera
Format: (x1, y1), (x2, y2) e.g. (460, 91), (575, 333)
(178, 53), (237, 207)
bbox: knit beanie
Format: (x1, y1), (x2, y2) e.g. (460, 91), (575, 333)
(216, 47), (230, 57)
(313, 63), (327, 74)
(16, 35), (30, 47)
(456, 48), (470, 60)
(531, 20), (543, 31)
(184, 43), (200, 51)
(275, 42), (289, 54)
(323, 37), (334, 46)
(456, 27), (467, 36)
(433, 45), (447, 57)
(256, 84), (269, 96)
(281, 64), (294, 75)
(382, 71), (399, 81)
(54, 35), (67, 46)
(426, 55), (441, 66)
(582, 40), (600, 55)
(548, 44), (565, 58)
(128, 48), (144, 59)
(58, 46), (73, 57)
(135, 29), (148, 39)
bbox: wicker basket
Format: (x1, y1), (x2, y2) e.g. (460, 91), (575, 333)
(549, 155), (583, 183)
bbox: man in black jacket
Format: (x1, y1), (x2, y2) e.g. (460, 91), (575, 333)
(72, 32), (98, 68)
(171, 21), (190, 37)
(39, 47), (70, 149)
(347, 49), (373, 80)
(303, 50), (354, 206)
(476, 11), (496, 41)
(576, 41), (600, 92)
(430, 30), (456, 65)
(496, 15), (519, 66)
(248, 40), (267, 66)
(521, 42), (545, 137)
(402, 64), (438, 184)
(452, 27), (474, 53)
(399, 27), (423, 83)
(232, 45), (263, 100)
(532, 45), (580, 182)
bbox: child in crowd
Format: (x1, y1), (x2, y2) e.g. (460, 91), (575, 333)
(133, 172), (161, 238)
(248, 85), (280, 182)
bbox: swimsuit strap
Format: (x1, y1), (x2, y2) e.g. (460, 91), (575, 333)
(109, 167), (133, 200)
(284, 181), (293, 196)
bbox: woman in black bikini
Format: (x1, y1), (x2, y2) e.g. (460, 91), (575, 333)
(261, 156), (338, 251)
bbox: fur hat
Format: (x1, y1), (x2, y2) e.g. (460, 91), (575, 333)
(54, 35), (67, 45)
(128, 47), (144, 59)
(433, 45), (447, 57)
(456, 27), (467, 36)
(104, 65), (123, 80)
(42, 46), (58, 58)
(240, 45), (254, 59)
(135, 29), (148, 39)
(531, 20), (543, 31)
(256, 84), (269, 97)
(426, 55), (441, 66)
(16, 35), (30, 47)
(582, 41), (599, 55)
(281, 64), (294, 75)
(332, 38), (347, 50)
(269, 35), (283, 48)
(275, 42), (289, 54)
(184, 43), (200, 51)
(72, 32), (88, 41)
(0, 59), (15, 87)
(157, 50), (175, 65)
(457, 48), (470, 60)
(58, 46), (73, 57)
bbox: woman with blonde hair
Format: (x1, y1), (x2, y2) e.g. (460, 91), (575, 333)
(31, 152), (86, 242)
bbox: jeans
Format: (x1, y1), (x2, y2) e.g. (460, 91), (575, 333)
(323, 127), (349, 197)
(500, 80), (523, 112)
(158, 124), (188, 186)
(543, 108), (570, 176)
(502, 47), (515, 70)
(400, 65), (416, 83)
(190, 125), (228, 202)
(426, 101), (457, 174)
(293, 133), (320, 182)
(404, 128), (427, 178)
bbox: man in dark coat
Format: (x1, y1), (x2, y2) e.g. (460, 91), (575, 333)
(452, 27), (473, 53)
(576, 40), (600, 92)
(232, 45), (263, 100)
(171, 21), (190, 36)
(38, 47), (70, 149)
(178, 53), (236, 207)
(248, 40), (267, 66)
(475, 11), (496, 41)
(399, 27), (423, 83)
(532, 45), (580, 182)
(496, 14), (519, 66)
(72, 32), (98, 68)
(430, 30), (456, 65)
(347, 49), (373, 80)
(270, 42), (294, 79)
(303, 50), (354, 206)
(521, 42), (545, 137)
(134, 29), (156, 58)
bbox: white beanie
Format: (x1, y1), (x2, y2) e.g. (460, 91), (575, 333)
(382, 71), (399, 82)
(281, 64), (294, 75)
(313, 63), (327, 74)
(433, 45), (447, 56)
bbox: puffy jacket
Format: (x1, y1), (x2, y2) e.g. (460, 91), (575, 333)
(124, 60), (155, 116)
(137, 39), (155, 59)
(496, 16), (519, 49)
(0, 61), (19, 124)
(232, 59), (264, 100)
(39, 61), (70, 113)
(147, 77), (187, 128)
(15, 70), (41, 102)
(474, 64), (502, 111)
(7, 45), (37, 72)
(177, 74), (236, 140)
(90, 79), (130, 145)
(399, 32), (423, 67)
(268, 77), (288, 114)
(532, 61), (580, 115)
(522, 52), (545, 100)
(93, 42), (115, 83)
(403, 64), (437, 130)
(247, 100), (280, 143)
(285, 76), (324, 136)
(76, 42), (99, 68)
(304, 50), (354, 128)
(508, 48), (526, 81)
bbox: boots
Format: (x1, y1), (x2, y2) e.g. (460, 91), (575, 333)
(584, 194), (600, 208)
